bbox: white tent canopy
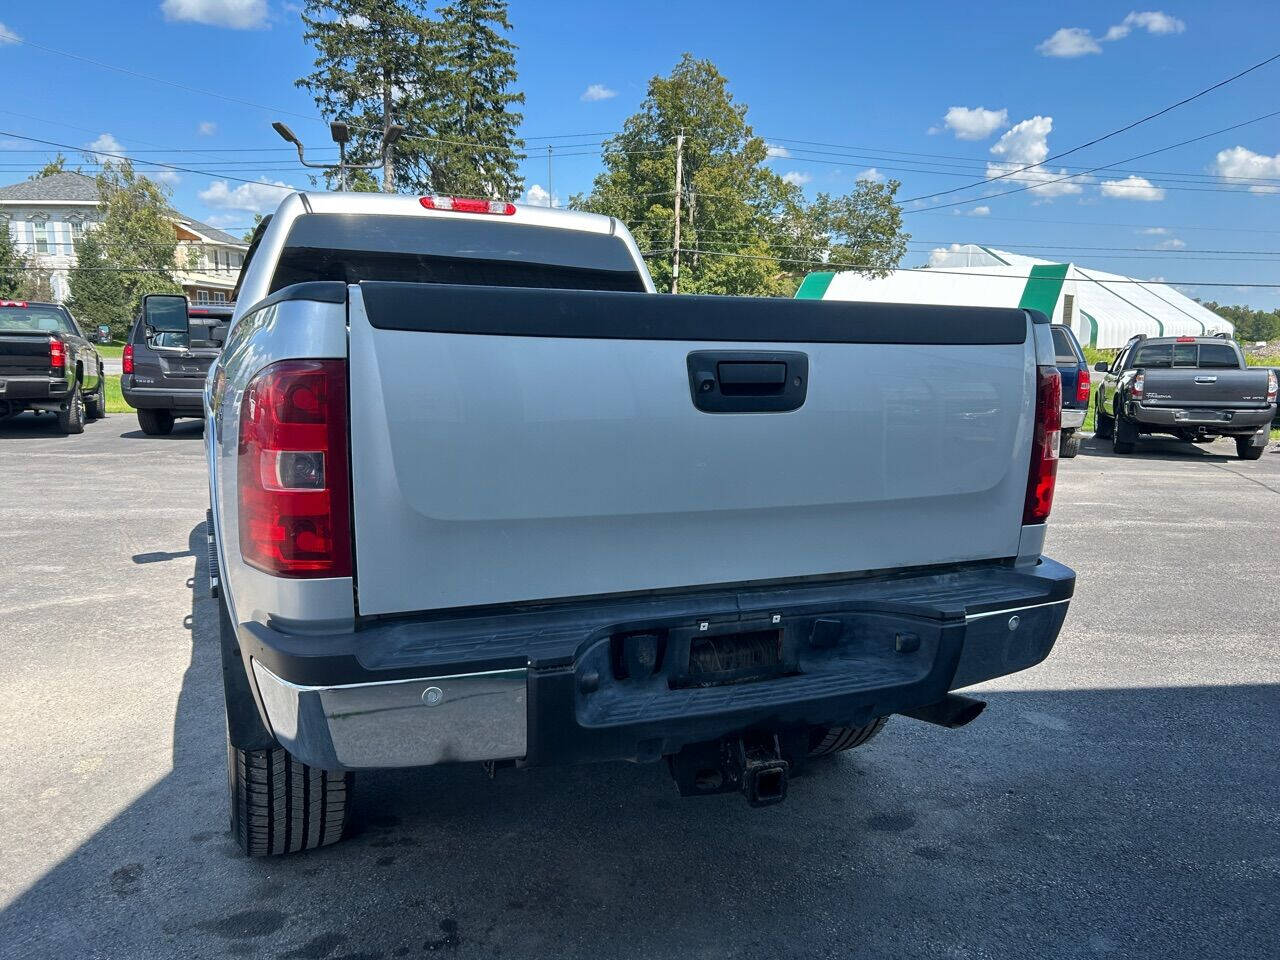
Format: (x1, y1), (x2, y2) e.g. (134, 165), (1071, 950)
(797, 244), (1233, 348)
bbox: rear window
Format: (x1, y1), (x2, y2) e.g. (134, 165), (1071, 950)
(1196, 343), (1240, 368)
(1131, 340), (1242, 369)
(0, 305), (76, 336)
(1132, 342), (1172, 368)
(1051, 326), (1081, 365)
(269, 214), (647, 294)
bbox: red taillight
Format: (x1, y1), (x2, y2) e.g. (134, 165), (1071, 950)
(0, 299), (28, 308)
(49, 338), (65, 369)
(1268, 370), (1278, 404)
(238, 359), (351, 578)
(1023, 366), (1061, 526)
(1131, 372), (1145, 399)
(122, 344), (134, 374)
(419, 195), (516, 215)
(1176, 336), (1196, 343)
(1076, 367), (1091, 404)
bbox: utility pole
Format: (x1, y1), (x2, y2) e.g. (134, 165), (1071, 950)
(547, 145), (554, 207)
(671, 130), (684, 294)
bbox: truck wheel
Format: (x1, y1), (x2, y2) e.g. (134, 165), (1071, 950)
(807, 717), (888, 757)
(1112, 413), (1136, 455)
(1094, 395), (1113, 439)
(56, 385), (85, 435)
(1236, 437), (1265, 460)
(229, 742), (352, 856)
(85, 377), (106, 419)
(1060, 428), (1080, 459)
(137, 408), (174, 436)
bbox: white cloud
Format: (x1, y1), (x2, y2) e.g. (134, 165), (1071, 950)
(197, 121), (217, 136)
(1156, 237), (1185, 249)
(782, 171), (812, 186)
(1100, 175), (1166, 201)
(1037, 27), (1102, 58)
(855, 168), (884, 183)
(199, 177), (294, 213)
(960, 205), (991, 216)
(86, 133), (125, 159)
(340, 13), (370, 28)
(153, 171), (181, 186)
(765, 144), (789, 158)
(929, 243), (965, 267)
(0, 21), (20, 44)
(942, 106), (1009, 141)
(1104, 11), (1186, 41)
(987, 116), (1082, 198)
(160, 0), (268, 30)
(580, 83), (617, 102)
(1139, 226), (1168, 235)
(1212, 146), (1280, 194)
(523, 183), (564, 208)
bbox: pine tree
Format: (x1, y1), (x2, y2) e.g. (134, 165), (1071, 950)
(297, 1), (444, 192)
(0, 223), (29, 299)
(429, 0), (524, 198)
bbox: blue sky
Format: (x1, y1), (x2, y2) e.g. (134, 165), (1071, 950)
(1, 1), (1278, 307)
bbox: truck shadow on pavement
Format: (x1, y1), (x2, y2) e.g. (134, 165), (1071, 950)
(117, 420), (204, 441)
(1, 520), (1277, 959)
(1074, 432), (1256, 462)
(0, 411), (96, 440)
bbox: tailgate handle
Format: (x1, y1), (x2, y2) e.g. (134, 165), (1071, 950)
(687, 351), (808, 413)
(1194, 376), (1217, 384)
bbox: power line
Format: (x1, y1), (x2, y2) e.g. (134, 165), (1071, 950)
(899, 51), (1280, 204)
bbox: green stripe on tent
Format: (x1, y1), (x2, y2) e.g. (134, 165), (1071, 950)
(794, 272), (836, 299)
(978, 245), (1010, 265)
(1081, 310), (1099, 348)
(1018, 263), (1070, 321)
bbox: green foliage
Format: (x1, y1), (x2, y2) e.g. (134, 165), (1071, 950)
(572, 55), (908, 297)
(67, 161), (182, 339)
(296, 0), (523, 197)
(242, 213), (265, 244)
(1199, 300), (1280, 343)
(0, 223), (29, 298)
(30, 153), (71, 180)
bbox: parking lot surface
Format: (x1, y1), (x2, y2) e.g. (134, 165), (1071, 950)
(1, 412), (1277, 960)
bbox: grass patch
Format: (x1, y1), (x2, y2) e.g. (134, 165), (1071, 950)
(105, 375), (132, 414)
(96, 342), (125, 359)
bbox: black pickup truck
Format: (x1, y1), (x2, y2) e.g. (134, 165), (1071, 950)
(0, 299), (105, 434)
(1094, 334), (1276, 459)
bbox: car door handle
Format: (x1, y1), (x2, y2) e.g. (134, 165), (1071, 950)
(687, 351), (808, 413)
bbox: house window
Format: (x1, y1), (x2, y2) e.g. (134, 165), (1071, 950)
(33, 221), (50, 254)
(213, 291), (227, 303)
(69, 220), (84, 242)
(195, 290), (210, 304)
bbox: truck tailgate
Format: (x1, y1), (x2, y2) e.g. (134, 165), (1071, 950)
(0, 332), (54, 376)
(1139, 368), (1272, 407)
(347, 282), (1038, 616)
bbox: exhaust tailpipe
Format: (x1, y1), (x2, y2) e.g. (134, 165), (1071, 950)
(901, 694), (986, 729)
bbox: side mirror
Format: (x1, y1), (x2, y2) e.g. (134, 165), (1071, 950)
(1093, 361), (1109, 373)
(142, 294), (190, 342)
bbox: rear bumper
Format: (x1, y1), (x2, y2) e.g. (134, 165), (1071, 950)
(1060, 407), (1086, 430)
(239, 558), (1075, 771)
(0, 376), (68, 401)
(1129, 402), (1275, 432)
(121, 379), (204, 413)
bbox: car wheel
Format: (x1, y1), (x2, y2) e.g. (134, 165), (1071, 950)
(1236, 436), (1265, 460)
(137, 408), (175, 436)
(807, 717), (888, 757)
(56, 385), (85, 435)
(1060, 428), (1081, 459)
(1112, 413), (1136, 455)
(1094, 393), (1114, 439)
(85, 375), (107, 419)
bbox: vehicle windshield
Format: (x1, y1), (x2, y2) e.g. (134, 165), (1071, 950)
(0, 305), (77, 336)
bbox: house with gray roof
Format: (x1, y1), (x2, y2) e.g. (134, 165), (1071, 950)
(0, 171), (249, 305)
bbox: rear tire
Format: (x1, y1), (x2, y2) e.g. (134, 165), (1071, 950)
(137, 408), (174, 436)
(228, 742), (353, 856)
(1236, 437), (1265, 460)
(56, 385), (85, 435)
(1112, 411), (1136, 455)
(807, 717), (888, 757)
(85, 375), (106, 419)
(1060, 428), (1081, 459)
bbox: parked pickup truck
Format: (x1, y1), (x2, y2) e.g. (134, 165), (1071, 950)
(1094, 334), (1277, 459)
(1051, 322), (1089, 459)
(207, 192), (1076, 856)
(0, 299), (105, 433)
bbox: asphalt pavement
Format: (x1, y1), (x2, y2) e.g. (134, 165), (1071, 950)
(1, 410), (1277, 960)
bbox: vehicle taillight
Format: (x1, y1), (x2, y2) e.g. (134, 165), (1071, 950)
(1176, 336), (1196, 343)
(122, 344), (134, 374)
(1132, 372), (1145, 399)
(238, 359), (351, 578)
(1023, 366), (1061, 526)
(419, 195), (516, 215)
(1268, 369), (1278, 404)
(49, 338), (65, 369)
(1076, 366), (1091, 404)
(0, 299), (28, 308)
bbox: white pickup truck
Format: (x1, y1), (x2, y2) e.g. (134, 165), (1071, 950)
(206, 191), (1075, 855)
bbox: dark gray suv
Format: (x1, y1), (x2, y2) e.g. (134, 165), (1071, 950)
(122, 302), (232, 435)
